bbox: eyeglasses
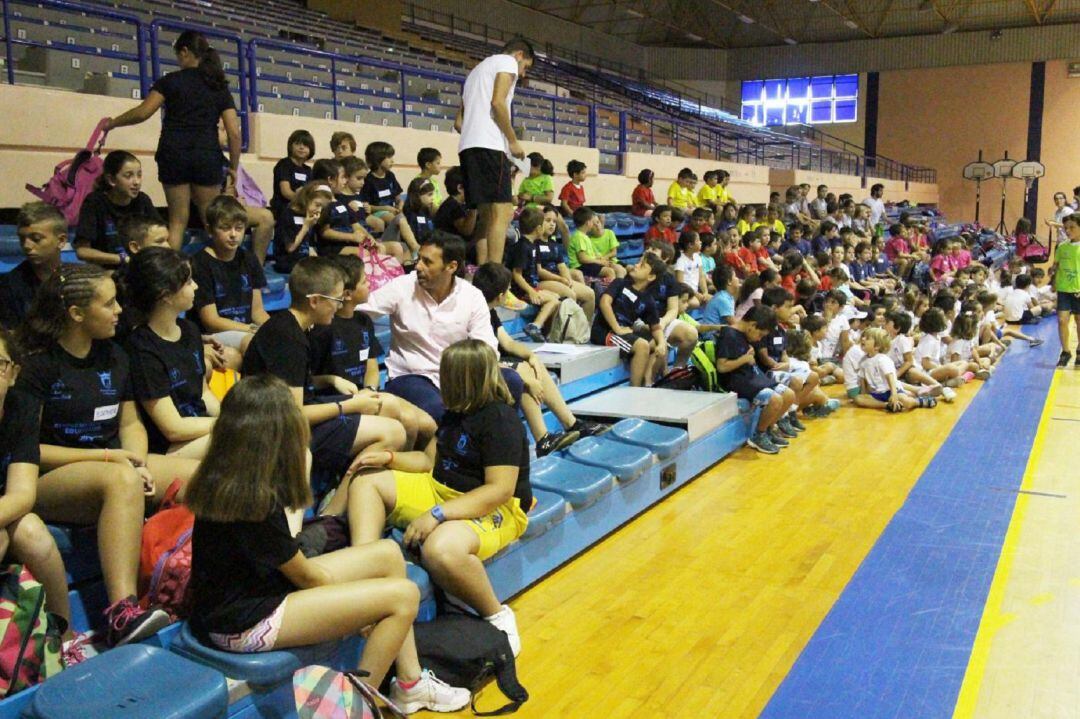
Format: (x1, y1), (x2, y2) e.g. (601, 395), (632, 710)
(307, 293), (346, 307)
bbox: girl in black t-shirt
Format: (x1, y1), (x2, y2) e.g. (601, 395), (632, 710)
(270, 129), (315, 218)
(123, 248), (219, 459)
(347, 339), (531, 657)
(75, 151), (162, 268)
(105, 31), (241, 251)
(274, 183), (329, 274)
(17, 264), (199, 646)
(377, 176), (426, 263)
(185, 375), (468, 712)
(0, 330), (85, 662)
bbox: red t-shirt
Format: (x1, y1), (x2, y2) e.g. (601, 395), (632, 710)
(632, 185), (655, 216)
(559, 182), (586, 213)
(645, 225), (677, 245)
(781, 274), (797, 294)
(737, 246), (760, 274)
(723, 251), (747, 276)
(819, 275), (833, 291)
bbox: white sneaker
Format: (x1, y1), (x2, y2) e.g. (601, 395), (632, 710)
(485, 604), (521, 657)
(390, 669), (470, 714)
(941, 387), (957, 403)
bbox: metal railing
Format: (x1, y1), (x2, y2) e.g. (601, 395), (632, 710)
(0, 0), (939, 189)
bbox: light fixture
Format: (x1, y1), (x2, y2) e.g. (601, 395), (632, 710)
(737, 14), (755, 24)
(626, 8), (643, 17)
(942, 22), (959, 34)
(784, 37), (797, 45)
(843, 19), (858, 29)
(990, 28), (1002, 40)
(686, 32), (703, 41)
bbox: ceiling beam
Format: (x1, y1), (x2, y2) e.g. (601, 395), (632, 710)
(874, 0), (897, 36)
(1022, 0), (1044, 23)
(809, 0), (876, 38)
(1041, 0), (1060, 20)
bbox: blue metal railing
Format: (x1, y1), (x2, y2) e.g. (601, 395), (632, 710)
(0, 0), (939, 188)
(2, 0), (143, 89)
(148, 18), (248, 150)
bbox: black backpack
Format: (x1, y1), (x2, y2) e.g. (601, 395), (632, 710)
(412, 612), (528, 715)
(651, 366), (700, 391)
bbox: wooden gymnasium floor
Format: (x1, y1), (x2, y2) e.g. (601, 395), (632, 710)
(444, 319), (1074, 719)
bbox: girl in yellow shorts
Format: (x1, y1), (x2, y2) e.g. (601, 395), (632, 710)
(345, 339), (531, 657)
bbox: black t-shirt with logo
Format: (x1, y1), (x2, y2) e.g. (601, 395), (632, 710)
(403, 208), (432, 243)
(191, 247), (266, 329)
(271, 159), (310, 215)
(0, 389), (41, 493)
(644, 270), (678, 314)
(21, 341), (133, 449)
(309, 314), (383, 386)
(434, 402), (531, 509)
(128, 320), (208, 454)
(75, 190), (160, 257)
(507, 238), (541, 288)
(273, 210), (314, 274)
(535, 239), (561, 274)
(592, 277), (660, 339)
(317, 198), (356, 255)
(755, 324), (789, 366)
(242, 311), (314, 402)
(0, 261), (44, 330)
(150, 68), (236, 153)
(714, 326), (776, 401)
(358, 170), (402, 208)
(434, 196), (468, 238)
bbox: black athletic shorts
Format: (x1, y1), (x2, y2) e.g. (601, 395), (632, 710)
(459, 147), (512, 205)
(1058, 290), (1080, 314)
(156, 145), (225, 187)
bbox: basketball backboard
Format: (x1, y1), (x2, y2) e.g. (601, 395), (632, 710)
(963, 161), (995, 181)
(1010, 160), (1045, 179)
(992, 159), (1016, 178)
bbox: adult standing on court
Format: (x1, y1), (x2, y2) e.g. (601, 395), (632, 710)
(454, 38), (534, 266)
(105, 31), (241, 251)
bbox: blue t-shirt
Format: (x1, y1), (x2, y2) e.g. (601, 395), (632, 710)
(702, 290), (735, 326)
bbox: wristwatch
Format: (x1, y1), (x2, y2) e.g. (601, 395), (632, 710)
(430, 505), (446, 524)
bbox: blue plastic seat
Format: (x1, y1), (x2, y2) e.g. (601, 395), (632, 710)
(0, 235), (21, 257)
(523, 489), (568, 539)
(28, 645), (227, 719)
(608, 418), (688, 460)
(172, 622), (335, 686)
(562, 436), (653, 483)
(531, 455), (615, 509)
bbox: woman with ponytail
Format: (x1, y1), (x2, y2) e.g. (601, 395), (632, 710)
(17, 263), (199, 646)
(105, 30), (241, 252)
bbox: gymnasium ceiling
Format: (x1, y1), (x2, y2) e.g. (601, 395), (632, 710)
(505, 0), (1080, 49)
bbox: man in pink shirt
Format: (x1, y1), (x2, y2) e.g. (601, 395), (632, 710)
(360, 231), (523, 421)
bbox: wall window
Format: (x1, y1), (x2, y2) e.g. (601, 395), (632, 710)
(740, 74), (858, 127)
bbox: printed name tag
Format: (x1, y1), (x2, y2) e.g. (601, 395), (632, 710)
(538, 245), (551, 253)
(293, 215), (304, 225)
(93, 404), (119, 422)
(358, 348), (370, 362)
(335, 205), (347, 213)
(773, 337), (783, 345)
(417, 217), (427, 225)
(293, 172), (306, 181)
(621, 287), (638, 302)
(377, 189), (391, 198)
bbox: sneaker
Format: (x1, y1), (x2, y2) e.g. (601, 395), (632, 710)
(787, 414), (807, 432)
(62, 632), (94, 666)
(774, 419), (797, 439)
(768, 427), (791, 446)
(1029, 338), (1044, 348)
(974, 369), (991, 380)
(1057, 352), (1072, 368)
(105, 596), (172, 647)
(941, 387), (957, 403)
(921, 384), (944, 398)
(747, 432), (779, 454)
(803, 405), (830, 418)
(820, 375), (838, 386)
(962, 371), (976, 382)
(534, 430), (579, 457)
(917, 396), (938, 409)
(485, 605), (521, 657)
(570, 419), (610, 437)
(390, 669), (470, 714)
(502, 294), (527, 311)
(944, 377), (965, 388)
(523, 323), (545, 343)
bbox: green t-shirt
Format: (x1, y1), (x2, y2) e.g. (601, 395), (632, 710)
(591, 229), (620, 264)
(518, 174), (554, 207)
(1056, 241), (1080, 293)
(567, 230), (598, 270)
(422, 176), (444, 210)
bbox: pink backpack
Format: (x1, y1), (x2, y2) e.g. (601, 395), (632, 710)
(138, 480), (193, 621)
(25, 118), (110, 226)
(361, 244), (404, 292)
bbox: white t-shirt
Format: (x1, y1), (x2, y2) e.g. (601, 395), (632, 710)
(947, 338), (974, 362)
(820, 315), (850, 360)
(1001, 287), (1030, 322)
(810, 197), (827, 219)
(1054, 206), (1074, 244)
(674, 253), (703, 292)
(734, 288), (763, 320)
(888, 333), (914, 370)
(914, 332), (943, 368)
(842, 344), (865, 390)
(459, 54), (518, 153)
(863, 197), (886, 226)
(860, 353), (897, 394)
(979, 309), (999, 335)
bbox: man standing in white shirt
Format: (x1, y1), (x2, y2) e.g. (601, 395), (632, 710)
(360, 231), (522, 422)
(863, 183), (886, 228)
(454, 38), (534, 267)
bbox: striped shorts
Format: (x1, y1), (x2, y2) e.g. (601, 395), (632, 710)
(208, 598), (287, 652)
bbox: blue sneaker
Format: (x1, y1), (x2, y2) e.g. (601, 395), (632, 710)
(768, 427), (791, 447)
(825, 399), (841, 412)
(747, 432), (779, 454)
(523, 323), (545, 343)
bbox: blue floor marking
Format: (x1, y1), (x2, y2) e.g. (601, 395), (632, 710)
(761, 321), (1058, 719)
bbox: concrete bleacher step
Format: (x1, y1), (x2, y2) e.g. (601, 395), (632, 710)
(26, 644), (227, 719)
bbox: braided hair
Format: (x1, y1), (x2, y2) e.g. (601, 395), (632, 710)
(17, 263), (110, 355)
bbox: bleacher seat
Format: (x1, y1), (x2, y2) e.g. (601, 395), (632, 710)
(561, 436), (653, 483)
(530, 454), (615, 509)
(27, 645), (227, 719)
(522, 488), (569, 540)
(608, 418), (689, 460)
